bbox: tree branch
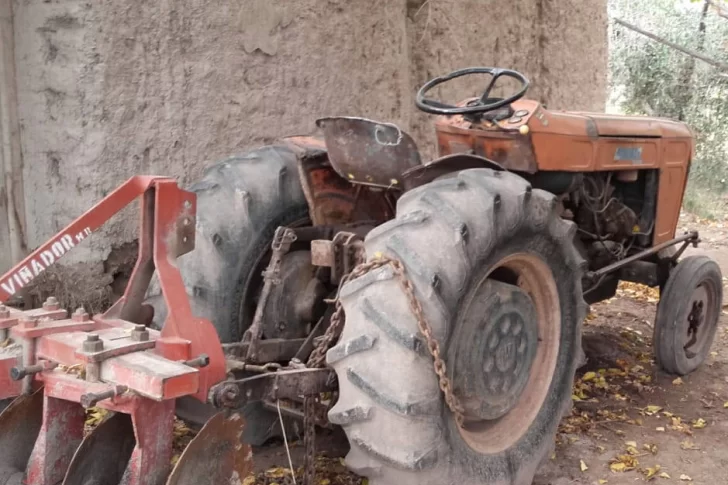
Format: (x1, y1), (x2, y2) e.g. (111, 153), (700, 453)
(707, 0), (728, 20)
(613, 17), (728, 72)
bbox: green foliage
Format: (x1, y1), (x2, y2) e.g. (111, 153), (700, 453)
(609, 0), (728, 216)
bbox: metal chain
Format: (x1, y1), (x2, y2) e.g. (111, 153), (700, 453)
(301, 254), (466, 484)
(307, 254), (466, 425)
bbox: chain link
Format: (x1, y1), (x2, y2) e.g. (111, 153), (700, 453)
(307, 254), (466, 424)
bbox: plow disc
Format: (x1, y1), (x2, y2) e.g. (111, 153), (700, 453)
(0, 395), (251, 485)
(0, 389), (44, 485)
(62, 412), (136, 485)
(165, 412), (253, 485)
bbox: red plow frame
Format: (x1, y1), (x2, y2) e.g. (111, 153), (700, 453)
(0, 177), (250, 485)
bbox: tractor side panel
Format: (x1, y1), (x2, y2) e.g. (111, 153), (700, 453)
(654, 139), (692, 244)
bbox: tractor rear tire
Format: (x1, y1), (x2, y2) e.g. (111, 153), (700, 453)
(328, 169), (587, 485)
(654, 255), (722, 376)
(145, 145), (309, 445)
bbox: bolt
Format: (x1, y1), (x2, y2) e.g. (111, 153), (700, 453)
(219, 384), (240, 407)
(183, 354), (210, 368)
(131, 324), (149, 342)
(72, 307), (89, 322)
(82, 333), (104, 353)
(10, 362), (57, 381)
(42, 296), (60, 311)
(80, 385), (127, 408)
(20, 317), (39, 329)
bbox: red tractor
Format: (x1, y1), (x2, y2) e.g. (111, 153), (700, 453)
(0, 68), (721, 485)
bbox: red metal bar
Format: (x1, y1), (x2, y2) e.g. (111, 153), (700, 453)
(0, 176), (170, 302)
(0, 355), (22, 399)
(0, 307), (67, 330)
(152, 181), (226, 402)
(25, 395), (86, 485)
(126, 399), (176, 485)
(0, 175), (226, 406)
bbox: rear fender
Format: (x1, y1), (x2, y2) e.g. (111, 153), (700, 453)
(402, 153), (504, 190)
(283, 134), (394, 226)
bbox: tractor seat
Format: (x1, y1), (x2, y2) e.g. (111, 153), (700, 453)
(316, 117), (422, 188)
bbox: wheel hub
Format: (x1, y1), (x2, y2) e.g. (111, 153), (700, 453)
(452, 279), (539, 421)
(684, 287), (707, 359)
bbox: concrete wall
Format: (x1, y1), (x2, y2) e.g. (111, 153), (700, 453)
(3, 0), (608, 308)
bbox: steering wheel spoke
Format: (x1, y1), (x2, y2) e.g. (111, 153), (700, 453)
(479, 69), (503, 104)
(415, 67), (529, 117)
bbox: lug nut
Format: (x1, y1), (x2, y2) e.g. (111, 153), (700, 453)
(82, 333), (103, 352)
(131, 324), (149, 342)
(42, 296), (60, 311)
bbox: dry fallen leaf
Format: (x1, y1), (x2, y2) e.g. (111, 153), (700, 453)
(659, 472), (671, 479)
(609, 454), (639, 472)
(641, 465), (661, 480)
(580, 459), (588, 472)
(582, 371), (597, 382)
(656, 427), (666, 432)
(673, 377), (684, 386)
(643, 443), (658, 454)
(724, 401), (728, 409)
(680, 474), (692, 481)
(680, 439), (700, 450)
(692, 418), (707, 429)
(644, 405), (662, 416)
(265, 467), (291, 478)
(598, 480), (608, 485)
(242, 476), (256, 485)
(84, 407), (109, 427)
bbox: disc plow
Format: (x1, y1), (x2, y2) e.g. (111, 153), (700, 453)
(0, 177), (257, 485)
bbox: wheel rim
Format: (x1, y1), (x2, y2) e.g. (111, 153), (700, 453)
(452, 253), (560, 454)
(682, 283), (718, 361)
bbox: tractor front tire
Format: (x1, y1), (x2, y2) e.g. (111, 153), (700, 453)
(654, 255), (723, 376)
(329, 169), (588, 485)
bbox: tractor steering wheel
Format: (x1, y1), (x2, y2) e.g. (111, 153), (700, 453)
(415, 67), (530, 117)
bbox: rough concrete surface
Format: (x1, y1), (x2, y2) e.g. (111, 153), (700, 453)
(6, 0), (607, 307)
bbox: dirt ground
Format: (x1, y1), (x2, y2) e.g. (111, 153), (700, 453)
(243, 212), (728, 485)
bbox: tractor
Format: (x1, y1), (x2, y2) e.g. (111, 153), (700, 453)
(0, 67), (722, 485)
